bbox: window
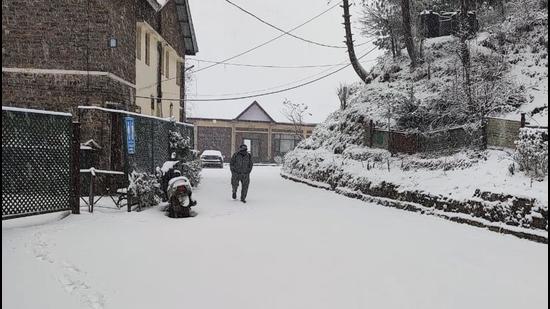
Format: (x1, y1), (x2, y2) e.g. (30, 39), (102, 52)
(136, 27), (142, 60)
(274, 134), (301, 156)
(169, 102), (173, 117)
(165, 50), (170, 78)
(176, 61), (182, 86)
(160, 45), (164, 76)
(243, 139), (260, 158)
(145, 32), (150, 66)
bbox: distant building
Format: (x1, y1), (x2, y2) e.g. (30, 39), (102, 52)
(419, 10), (479, 38)
(2, 0), (198, 122)
(188, 101), (317, 163)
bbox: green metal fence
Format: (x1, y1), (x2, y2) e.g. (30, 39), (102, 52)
(2, 107), (74, 219)
(126, 115), (194, 173)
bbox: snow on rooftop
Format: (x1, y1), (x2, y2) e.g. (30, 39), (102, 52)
(2, 106), (72, 117)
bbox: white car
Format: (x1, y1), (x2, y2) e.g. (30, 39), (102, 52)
(200, 150), (224, 168)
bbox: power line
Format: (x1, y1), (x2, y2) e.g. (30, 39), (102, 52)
(137, 1), (344, 91)
(136, 46), (378, 103)
(190, 45), (378, 98)
(225, 0), (346, 49)
(192, 1), (345, 74)
(192, 59), (341, 69)
(189, 38), (376, 70)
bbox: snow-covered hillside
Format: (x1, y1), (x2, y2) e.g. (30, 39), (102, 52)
(330, 0), (548, 132)
(282, 0), (548, 234)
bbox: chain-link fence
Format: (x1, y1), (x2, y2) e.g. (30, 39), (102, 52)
(127, 115), (194, 174)
(2, 107), (74, 219)
(78, 106), (194, 176)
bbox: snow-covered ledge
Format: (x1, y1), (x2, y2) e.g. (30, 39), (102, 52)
(281, 171), (549, 244)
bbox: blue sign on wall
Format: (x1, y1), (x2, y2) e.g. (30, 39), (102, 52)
(125, 117), (136, 154)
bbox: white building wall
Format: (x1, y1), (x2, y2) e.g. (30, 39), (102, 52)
(135, 22), (183, 119)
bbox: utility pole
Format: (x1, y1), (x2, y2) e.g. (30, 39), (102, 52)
(342, 0), (369, 84)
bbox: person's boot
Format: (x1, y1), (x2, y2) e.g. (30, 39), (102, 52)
(232, 192), (237, 200)
(241, 198), (246, 204)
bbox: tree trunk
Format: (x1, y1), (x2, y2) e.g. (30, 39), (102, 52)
(389, 27), (397, 59)
(342, 0), (369, 83)
(460, 0), (473, 110)
(400, 0), (417, 67)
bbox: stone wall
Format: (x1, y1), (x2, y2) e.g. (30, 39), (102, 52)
(197, 127), (233, 161)
(2, 73), (134, 116)
(159, 1), (186, 57)
(79, 108), (114, 171)
(2, 0), (136, 82)
(105, 0), (137, 84)
(2, 0), (139, 112)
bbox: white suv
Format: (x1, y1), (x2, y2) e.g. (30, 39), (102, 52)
(200, 150), (224, 168)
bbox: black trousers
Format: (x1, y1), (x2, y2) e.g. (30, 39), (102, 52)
(231, 173), (250, 200)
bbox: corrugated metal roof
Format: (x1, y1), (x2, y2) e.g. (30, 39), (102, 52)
(175, 0), (199, 55)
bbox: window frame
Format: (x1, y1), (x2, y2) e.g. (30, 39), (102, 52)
(136, 27), (142, 60)
(165, 50), (170, 78)
(176, 61), (182, 86)
(145, 32), (150, 66)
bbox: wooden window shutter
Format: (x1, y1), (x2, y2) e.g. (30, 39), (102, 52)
(136, 27), (142, 60)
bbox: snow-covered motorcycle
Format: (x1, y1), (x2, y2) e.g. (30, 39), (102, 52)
(167, 172), (197, 218)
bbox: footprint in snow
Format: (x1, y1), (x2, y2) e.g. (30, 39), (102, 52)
(62, 261), (83, 273)
(82, 292), (106, 309)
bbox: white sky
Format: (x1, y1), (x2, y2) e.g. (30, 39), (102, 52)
(174, 0), (383, 122)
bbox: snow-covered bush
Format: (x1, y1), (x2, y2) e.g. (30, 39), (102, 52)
(515, 128), (549, 179)
(274, 156), (284, 165)
(169, 130), (191, 160)
(128, 171), (161, 208)
(179, 160), (202, 187)
(165, 129), (202, 187)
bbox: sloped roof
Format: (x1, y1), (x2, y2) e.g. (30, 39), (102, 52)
(151, 0), (199, 56)
(147, 0), (162, 11)
(174, 0), (199, 55)
(234, 101), (276, 123)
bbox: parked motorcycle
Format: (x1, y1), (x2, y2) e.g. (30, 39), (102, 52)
(166, 171), (197, 218)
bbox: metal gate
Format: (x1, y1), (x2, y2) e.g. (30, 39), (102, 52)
(2, 107), (75, 219)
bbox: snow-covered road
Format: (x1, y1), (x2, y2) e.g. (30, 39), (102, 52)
(2, 166), (548, 309)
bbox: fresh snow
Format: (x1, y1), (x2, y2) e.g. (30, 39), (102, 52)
(1, 106), (72, 117)
(2, 166), (548, 309)
(77, 106), (194, 127)
(200, 150), (223, 157)
(161, 160), (180, 173)
(286, 148), (548, 208)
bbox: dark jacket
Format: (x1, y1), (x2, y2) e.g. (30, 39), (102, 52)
(230, 150), (253, 175)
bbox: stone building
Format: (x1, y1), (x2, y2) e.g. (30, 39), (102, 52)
(188, 101), (317, 163)
(2, 0), (198, 122)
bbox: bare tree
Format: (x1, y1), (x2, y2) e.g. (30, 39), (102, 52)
(360, 0), (402, 59)
(337, 83), (352, 110)
(281, 99), (312, 139)
(343, 0), (370, 83)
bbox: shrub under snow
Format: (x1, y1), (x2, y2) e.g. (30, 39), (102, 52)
(128, 171), (162, 208)
(515, 128), (549, 179)
(179, 160), (202, 187)
(169, 130), (192, 160)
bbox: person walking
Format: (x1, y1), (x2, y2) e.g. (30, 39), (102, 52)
(230, 144), (254, 203)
